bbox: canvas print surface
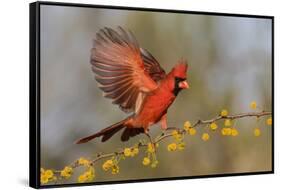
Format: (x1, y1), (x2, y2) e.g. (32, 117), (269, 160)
(35, 2), (273, 187)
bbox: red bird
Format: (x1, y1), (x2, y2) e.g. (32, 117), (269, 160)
(76, 27), (189, 144)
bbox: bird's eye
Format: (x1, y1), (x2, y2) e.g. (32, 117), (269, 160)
(175, 77), (186, 82)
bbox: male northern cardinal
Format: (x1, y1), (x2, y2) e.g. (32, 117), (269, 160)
(76, 27), (189, 144)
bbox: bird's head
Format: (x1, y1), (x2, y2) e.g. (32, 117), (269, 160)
(169, 59), (189, 96)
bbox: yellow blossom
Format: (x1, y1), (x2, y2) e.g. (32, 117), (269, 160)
(250, 101), (257, 109)
(172, 130), (178, 137)
(167, 143), (177, 151)
(224, 119), (232, 127)
(132, 147), (139, 156)
(78, 157), (90, 166)
(84, 167), (95, 181)
(102, 159), (113, 171)
(221, 127), (232, 136)
(142, 157), (151, 166)
(40, 175), (49, 184)
(124, 148), (132, 157)
(201, 133), (210, 141)
(221, 128), (227, 136)
(111, 165), (119, 174)
(78, 174), (87, 183)
(254, 128), (261, 137)
(178, 142), (186, 150)
(44, 170), (54, 178)
(184, 121), (191, 131)
(60, 166), (73, 178)
(40, 169), (55, 184)
(78, 167), (95, 182)
(210, 122), (218, 130)
(151, 160), (159, 168)
(221, 109), (228, 117)
(60, 171), (70, 179)
(147, 143), (155, 153)
(231, 128), (239, 136)
(267, 117), (272, 126)
(85, 174), (94, 181)
(172, 130), (183, 141)
(176, 134), (183, 141)
(188, 128), (196, 135)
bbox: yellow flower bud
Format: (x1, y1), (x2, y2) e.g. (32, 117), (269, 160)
(172, 130), (183, 141)
(147, 143), (155, 153)
(102, 160), (113, 171)
(60, 166), (73, 178)
(266, 117), (272, 126)
(111, 165), (119, 174)
(124, 148), (131, 157)
(78, 157), (90, 166)
(188, 128), (196, 135)
(184, 121), (191, 131)
(142, 157), (151, 166)
(178, 142), (186, 150)
(224, 119), (232, 127)
(40, 175), (49, 184)
(151, 160), (159, 168)
(132, 147), (139, 156)
(44, 170), (54, 178)
(210, 122), (218, 130)
(201, 133), (210, 141)
(221, 109), (228, 117)
(254, 128), (261, 137)
(82, 167), (95, 181)
(171, 130), (178, 137)
(250, 101), (257, 109)
(78, 174), (87, 183)
(231, 128), (239, 136)
(221, 127), (232, 136)
(167, 143), (177, 151)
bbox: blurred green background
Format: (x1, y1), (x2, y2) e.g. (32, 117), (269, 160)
(40, 5), (272, 184)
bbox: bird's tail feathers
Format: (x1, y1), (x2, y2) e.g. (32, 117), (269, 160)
(75, 119), (127, 144)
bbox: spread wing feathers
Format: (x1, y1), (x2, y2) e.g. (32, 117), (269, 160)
(141, 48), (166, 82)
(91, 27), (165, 113)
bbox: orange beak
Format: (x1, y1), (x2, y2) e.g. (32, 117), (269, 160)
(179, 81), (189, 89)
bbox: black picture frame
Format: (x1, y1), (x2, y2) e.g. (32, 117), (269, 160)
(29, 1), (274, 189)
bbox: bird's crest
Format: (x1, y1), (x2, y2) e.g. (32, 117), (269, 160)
(172, 59), (188, 78)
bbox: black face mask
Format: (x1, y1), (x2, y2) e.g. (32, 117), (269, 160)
(173, 77), (186, 96)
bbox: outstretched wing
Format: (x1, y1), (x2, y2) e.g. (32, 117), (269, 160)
(91, 27), (166, 113)
(141, 48), (166, 82)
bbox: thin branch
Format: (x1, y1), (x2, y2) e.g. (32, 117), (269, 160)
(46, 110), (272, 183)
(155, 111), (271, 143)
(192, 111), (271, 126)
(89, 111), (271, 164)
(92, 142), (148, 164)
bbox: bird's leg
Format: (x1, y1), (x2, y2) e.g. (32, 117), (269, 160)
(153, 114), (169, 142)
(160, 114), (177, 131)
(160, 114), (168, 131)
(144, 128), (157, 153)
(144, 128), (153, 143)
